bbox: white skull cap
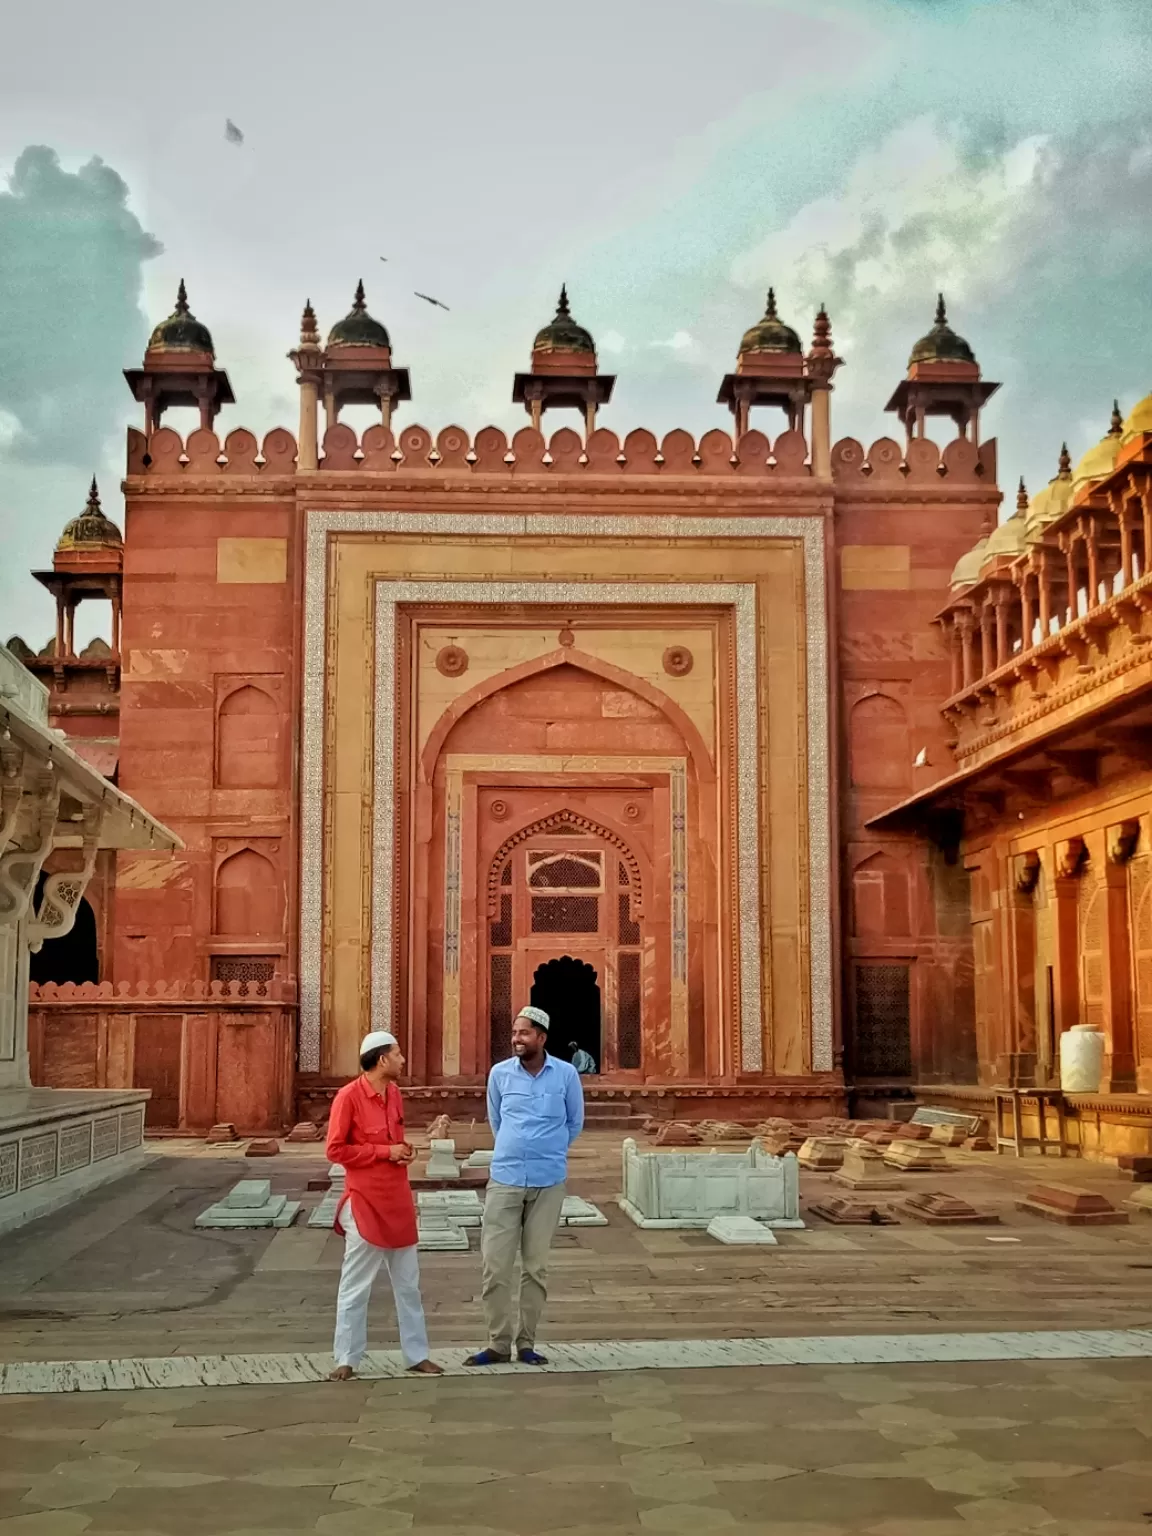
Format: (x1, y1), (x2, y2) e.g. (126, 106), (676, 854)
(517, 1006), (550, 1031)
(360, 1030), (398, 1055)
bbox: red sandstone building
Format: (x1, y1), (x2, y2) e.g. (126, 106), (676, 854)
(12, 280), (1152, 1157)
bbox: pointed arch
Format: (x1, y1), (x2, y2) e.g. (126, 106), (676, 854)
(486, 808), (644, 919)
(421, 647), (714, 784)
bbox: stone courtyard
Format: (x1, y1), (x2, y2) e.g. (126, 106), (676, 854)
(2, 1133), (1152, 1533)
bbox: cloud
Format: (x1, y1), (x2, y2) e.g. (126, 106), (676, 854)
(0, 146), (161, 468)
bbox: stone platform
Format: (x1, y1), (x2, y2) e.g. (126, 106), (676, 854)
(0, 1087), (152, 1237)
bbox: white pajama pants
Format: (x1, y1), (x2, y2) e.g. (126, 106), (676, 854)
(332, 1200), (430, 1368)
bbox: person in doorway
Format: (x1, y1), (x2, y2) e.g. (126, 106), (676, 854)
(569, 1041), (597, 1075)
(326, 1030), (442, 1379)
(465, 1005), (584, 1366)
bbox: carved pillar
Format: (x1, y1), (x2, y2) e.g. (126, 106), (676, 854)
(979, 601), (994, 678)
(948, 619), (962, 696)
(1052, 837), (1086, 1042)
(958, 611), (976, 688)
(584, 396), (598, 440)
(994, 593), (1011, 668)
(1037, 556), (1053, 637)
(297, 375), (320, 472)
(1142, 489), (1152, 578)
(1085, 519), (1100, 609)
(1020, 574), (1035, 652)
(1064, 536), (1078, 623)
(1120, 503), (1135, 589)
(1100, 821), (1140, 1091)
(809, 385), (832, 479)
(999, 851), (1040, 1085)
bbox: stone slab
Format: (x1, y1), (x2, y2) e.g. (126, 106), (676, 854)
(195, 1196), (299, 1229)
(417, 1215), (470, 1251)
(911, 1107), (983, 1132)
(560, 1196), (608, 1226)
(884, 1142), (951, 1172)
(328, 1163), (346, 1183)
(285, 1121), (322, 1143)
(928, 1124), (970, 1146)
(900, 1192), (1000, 1225)
(797, 1136), (845, 1170)
(832, 1148), (901, 1191)
(463, 1149), (494, 1168)
(418, 1189), (483, 1226)
(307, 1190), (342, 1229)
(1124, 1186), (1152, 1215)
(245, 1140), (280, 1157)
(706, 1215), (778, 1245)
(809, 1198), (896, 1226)
(223, 1180), (273, 1209)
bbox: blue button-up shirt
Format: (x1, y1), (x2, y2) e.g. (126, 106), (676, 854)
(487, 1054), (584, 1188)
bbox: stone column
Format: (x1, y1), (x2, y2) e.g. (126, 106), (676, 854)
(1086, 520), (1101, 609)
(948, 620), (962, 696)
(958, 612), (976, 688)
(1020, 574), (1035, 652)
(1119, 503), (1135, 589)
(1064, 537), (1079, 623)
(1052, 839), (1085, 1041)
(999, 852), (1040, 1085)
(979, 602), (995, 677)
(809, 386), (832, 478)
(1101, 824), (1139, 1091)
(1037, 557), (1053, 636)
(297, 376), (319, 472)
(994, 594), (1011, 668)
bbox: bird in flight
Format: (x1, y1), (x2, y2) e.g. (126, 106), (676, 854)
(379, 256), (388, 262)
(225, 119), (244, 145)
(414, 291), (450, 310)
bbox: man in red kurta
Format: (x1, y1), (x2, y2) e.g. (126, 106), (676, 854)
(326, 1030), (441, 1378)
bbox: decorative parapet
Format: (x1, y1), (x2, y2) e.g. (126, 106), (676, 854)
(127, 423), (815, 479)
(936, 438), (1152, 758)
(29, 978), (297, 1005)
(831, 435), (997, 489)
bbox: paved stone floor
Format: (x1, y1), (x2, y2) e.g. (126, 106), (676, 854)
(3, 1358), (1152, 1533)
(2, 1134), (1152, 1532)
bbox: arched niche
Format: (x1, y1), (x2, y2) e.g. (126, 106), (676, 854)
(849, 693), (911, 792)
(216, 684), (281, 789)
(28, 873), (99, 986)
(214, 847), (282, 937)
(851, 850), (912, 939)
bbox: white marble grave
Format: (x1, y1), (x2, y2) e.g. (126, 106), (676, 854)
(464, 1149), (493, 1169)
(423, 1139), (460, 1180)
(418, 1189), (483, 1226)
(417, 1213), (469, 1251)
(707, 1215), (778, 1245)
(618, 1138), (803, 1229)
(560, 1196), (608, 1226)
(196, 1180), (300, 1229)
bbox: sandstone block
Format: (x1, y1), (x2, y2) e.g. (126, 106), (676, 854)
(245, 1140), (280, 1157)
(833, 1147), (902, 1191)
(928, 1124), (969, 1146)
(895, 1123), (932, 1142)
(1018, 1184), (1128, 1225)
(206, 1123), (239, 1144)
(1117, 1155), (1152, 1183)
(285, 1121), (322, 1143)
(901, 1192), (999, 1225)
(654, 1122), (701, 1146)
(884, 1141), (950, 1172)
(797, 1136), (846, 1171)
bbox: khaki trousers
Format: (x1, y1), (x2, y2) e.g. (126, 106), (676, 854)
(480, 1181), (566, 1355)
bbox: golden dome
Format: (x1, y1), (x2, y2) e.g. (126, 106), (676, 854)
(951, 537), (989, 590)
(56, 479), (122, 552)
(980, 479), (1028, 567)
(1120, 390), (1152, 443)
(1024, 444), (1074, 542)
(1070, 402), (1123, 494)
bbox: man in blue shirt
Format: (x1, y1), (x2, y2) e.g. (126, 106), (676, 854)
(465, 1004), (584, 1366)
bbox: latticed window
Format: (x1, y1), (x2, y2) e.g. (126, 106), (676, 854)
(618, 951), (642, 1069)
(528, 853), (602, 889)
(531, 895), (599, 933)
(490, 894), (512, 949)
(500, 861), (512, 886)
(490, 953), (512, 1062)
(210, 956), (276, 994)
(852, 963), (911, 1077)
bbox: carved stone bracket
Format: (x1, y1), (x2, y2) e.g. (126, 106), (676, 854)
(1014, 850), (1042, 894)
(1107, 819), (1141, 866)
(0, 766), (62, 929)
(0, 735), (26, 852)
(1056, 835), (1088, 879)
(27, 803), (106, 952)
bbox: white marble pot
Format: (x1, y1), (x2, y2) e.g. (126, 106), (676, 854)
(1059, 1025), (1105, 1093)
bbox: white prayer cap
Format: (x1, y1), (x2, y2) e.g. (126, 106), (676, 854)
(516, 1006), (550, 1031)
(360, 1030), (398, 1055)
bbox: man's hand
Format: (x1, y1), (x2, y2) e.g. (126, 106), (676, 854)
(392, 1141), (416, 1165)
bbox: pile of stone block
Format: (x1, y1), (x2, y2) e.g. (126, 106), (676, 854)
(196, 1179), (301, 1229)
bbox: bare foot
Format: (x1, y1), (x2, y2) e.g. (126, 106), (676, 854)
(407, 1359), (444, 1375)
(328, 1365), (356, 1381)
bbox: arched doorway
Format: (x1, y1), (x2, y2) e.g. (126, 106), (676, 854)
(28, 874), (99, 986)
(531, 957), (601, 1068)
(487, 826), (644, 1073)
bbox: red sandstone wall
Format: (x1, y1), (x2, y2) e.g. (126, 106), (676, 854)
(113, 482), (299, 998)
(831, 434), (997, 1087)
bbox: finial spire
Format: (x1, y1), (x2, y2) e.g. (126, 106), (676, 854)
(1110, 398), (1123, 435)
(175, 279), (189, 314)
(353, 280), (366, 312)
(1016, 476), (1028, 514)
(811, 303), (832, 351)
(935, 293), (947, 325)
(87, 476), (100, 511)
(765, 287), (779, 319)
(557, 284), (570, 316)
(1058, 441), (1071, 476)
(300, 299), (320, 347)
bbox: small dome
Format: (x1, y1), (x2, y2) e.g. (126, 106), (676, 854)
(1025, 444), (1074, 542)
(739, 288), (802, 357)
(1070, 402), (1123, 493)
(1120, 390), (1152, 443)
(327, 281), (391, 348)
(56, 480), (122, 552)
(909, 294), (976, 367)
(981, 478), (1029, 566)
(950, 536), (989, 590)
(533, 286), (595, 355)
(147, 280), (214, 355)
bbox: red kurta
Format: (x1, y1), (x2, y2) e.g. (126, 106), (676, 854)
(325, 1076), (419, 1250)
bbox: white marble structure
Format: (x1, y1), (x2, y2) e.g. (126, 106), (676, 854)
(196, 1179), (301, 1229)
(707, 1214), (778, 1245)
(617, 1138), (803, 1229)
(423, 1139), (460, 1180)
(418, 1188), (483, 1226)
(0, 644), (178, 1234)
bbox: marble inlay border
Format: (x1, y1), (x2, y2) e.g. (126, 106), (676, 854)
(300, 512), (832, 1076)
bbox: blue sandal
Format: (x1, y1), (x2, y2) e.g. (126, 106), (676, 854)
(518, 1348), (548, 1365)
(463, 1349), (511, 1367)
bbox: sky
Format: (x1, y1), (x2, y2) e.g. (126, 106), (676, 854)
(1, 0), (1151, 647)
